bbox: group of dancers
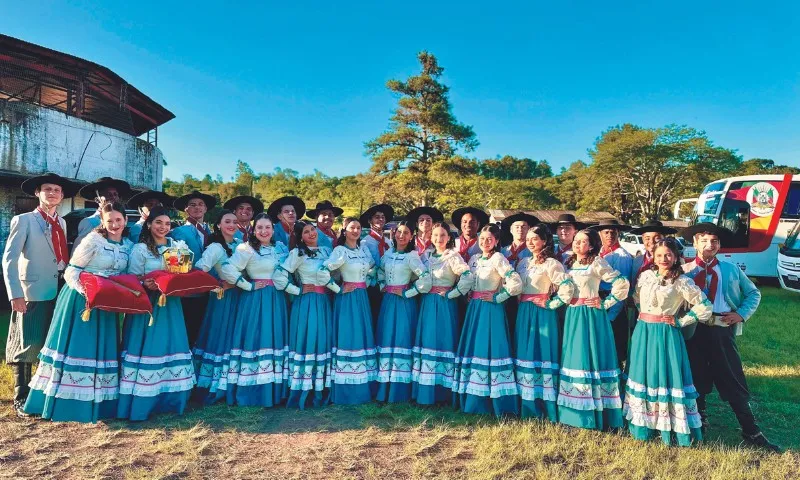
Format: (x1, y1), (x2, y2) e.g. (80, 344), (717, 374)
(2, 173), (780, 452)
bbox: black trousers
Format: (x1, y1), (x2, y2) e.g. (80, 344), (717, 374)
(181, 295), (209, 348)
(686, 323), (760, 435)
(600, 291), (629, 369)
(367, 286), (382, 332)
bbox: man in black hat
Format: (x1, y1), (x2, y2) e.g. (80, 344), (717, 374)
(553, 213), (583, 264)
(3, 173), (78, 417)
(72, 177), (131, 252)
(406, 206), (444, 263)
(170, 190), (217, 346)
(629, 220), (678, 287)
(589, 219), (634, 371)
(501, 212), (540, 268)
(360, 204), (394, 266)
(307, 200), (344, 250)
(681, 223), (781, 452)
(127, 190), (174, 242)
(223, 195), (264, 243)
(268, 196), (306, 249)
(452, 207), (490, 263)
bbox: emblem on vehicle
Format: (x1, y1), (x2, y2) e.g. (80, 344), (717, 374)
(747, 182), (779, 217)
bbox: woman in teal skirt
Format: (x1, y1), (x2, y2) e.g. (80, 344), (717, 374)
(118, 207), (196, 420)
(280, 221), (339, 408)
(191, 210), (245, 404)
(411, 222), (473, 406)
(222, 213), (291, 407)
(375, 221), (430, 403)
(323, 217), (377, 405)
(24, 202), (132, 422)
(624, 238), (711, 446)
(452, 224), (522, 416)
(514, 224), (574, 421)
(558, 229), (629, 431)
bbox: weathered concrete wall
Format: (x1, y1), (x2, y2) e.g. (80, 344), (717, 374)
(0, 101), (163, 190)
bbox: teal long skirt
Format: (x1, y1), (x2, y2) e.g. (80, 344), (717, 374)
(226, 285), (289, 407)
(411, 292), (459, 405)
(557, 305), (623, 430)
(452, 298), (518, 417)
(192, 289), (240, 404)
(375, 293), (418, 403)
(330, 289), (377, 405)
(623, 321), (703, 446)
(514, 302), (559, 422)
(117, 294), (195, 421)
(286, 291), (333, 409)
(24, 286), (120, 423)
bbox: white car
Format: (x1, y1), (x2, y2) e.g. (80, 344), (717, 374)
(620, 233), (646, 257)
(676, 237), (697, 261)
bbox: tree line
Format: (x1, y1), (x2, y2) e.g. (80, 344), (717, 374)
(164, 52), (798, 223)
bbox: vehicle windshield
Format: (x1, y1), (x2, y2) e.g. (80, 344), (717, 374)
(694, 181), (726, 223)
(785, 222), (800, 251)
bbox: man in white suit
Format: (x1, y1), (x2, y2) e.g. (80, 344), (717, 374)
(3, 173), (78, 417)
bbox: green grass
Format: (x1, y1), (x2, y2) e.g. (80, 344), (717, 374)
(0, 287), (798, 479)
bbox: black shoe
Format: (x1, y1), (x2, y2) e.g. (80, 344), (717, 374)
(13, 400), (32, 419)
(742, 432), (782, 453)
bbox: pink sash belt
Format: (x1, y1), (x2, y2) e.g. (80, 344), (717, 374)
(343, 281), (367, 290)
(638, 312), (675, 325)
(570, 296), (600, 306)
(302, 284), (327, 294)
(429, 286), (450, 295)
(384, 284), (408, 295)
(251, 279), (274, 286)
(520, 293), (549, 303)
(470, 290), (496, 300)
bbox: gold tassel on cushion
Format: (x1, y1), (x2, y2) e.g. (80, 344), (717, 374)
(148, 313), (155, 327)
(216, 288), (224, 300)
(81, 308), (92, 321)
(158, 294), (167, 307)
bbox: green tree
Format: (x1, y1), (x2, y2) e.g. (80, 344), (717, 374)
(736, 158), (800, 176)
(478, 155), (553, 180)
(365, 51), (478, 205)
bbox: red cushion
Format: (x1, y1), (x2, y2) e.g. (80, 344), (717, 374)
(79, 273), (152, 315)
(143, 269), (220, 297)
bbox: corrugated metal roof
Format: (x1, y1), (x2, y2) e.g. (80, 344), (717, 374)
(488, 209), (619, 224)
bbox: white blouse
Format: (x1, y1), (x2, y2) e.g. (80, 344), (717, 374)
(634, 270), (713, 327)
(127, 239), (189, 276)
(516, 256), (575, 309)
(378, 249), (431, 298)
(567, 256), (630, 310)
(467, 252), (523, 303)
(277, 246), (339, 294)
(194, 240), (242, 284)
(65, 232), (133, 293)
(324, 244), (375, 284)
(426, 249), (474, 299)
(224, 242), (291, 292)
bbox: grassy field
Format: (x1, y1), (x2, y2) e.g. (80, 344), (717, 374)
(0, 287), (798, 479)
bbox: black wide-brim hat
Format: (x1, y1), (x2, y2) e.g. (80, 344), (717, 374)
(127, 190), (175, 209)
(588, 219), (631, 231)
(267, 196), (306, 222)
(173, 190), (217, 211)
(78, 177), (132, 201)
(20, 172), (79, 198)
(359, 204), (395, 227)
(406, 206), (444, 230)
(629, 220), (678, 235)
(681, 222), (733, 244)
(553, 213), (586, 230)
(500, 212), (540, 231)
(451, 207), (490, 231)
(223, 195), (265, 215)
(306, 200), (344, 219)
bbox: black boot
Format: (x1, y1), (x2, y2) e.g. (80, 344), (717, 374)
(742, 431), (782, 453)
(10, 363), (32, 418)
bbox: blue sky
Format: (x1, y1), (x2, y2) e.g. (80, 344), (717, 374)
(5, 1), (799, 181)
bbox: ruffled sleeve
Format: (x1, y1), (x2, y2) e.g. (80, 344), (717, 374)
(594, 256), (630, 311)
(323, 246), (346, 272)
(546, 258), (574, 309)
(221, 243), (254, 290)
(676, 275), (713, 327)
(280, 248), (302, 274)
(493, 252), (523, 303)
(377, 255), (387, 291)
(65, 232), (103, 293)
(445, 252), (473, 299)
(195, 243), (225, 273)
(405, 251), (431, 298)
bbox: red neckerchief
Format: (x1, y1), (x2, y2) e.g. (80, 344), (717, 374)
(507, 241), (526, 262)
(693, 257), (719, 303)
(37, 207), (68, 267)
(186, 217), (210, 247)
(637, 252), (653, 277)
(557, 243), (572, 264)
(600, 241), (622, 257)
(458, 235), (477, 262)
(237, 223), (249, 242)
(319, 226), (338, 247)
(415, 235), (431, 256)
(369, 229), (387, 256)
(280, 220), (296, 249)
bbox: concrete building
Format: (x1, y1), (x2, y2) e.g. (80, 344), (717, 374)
(0, 34), (174, 254)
